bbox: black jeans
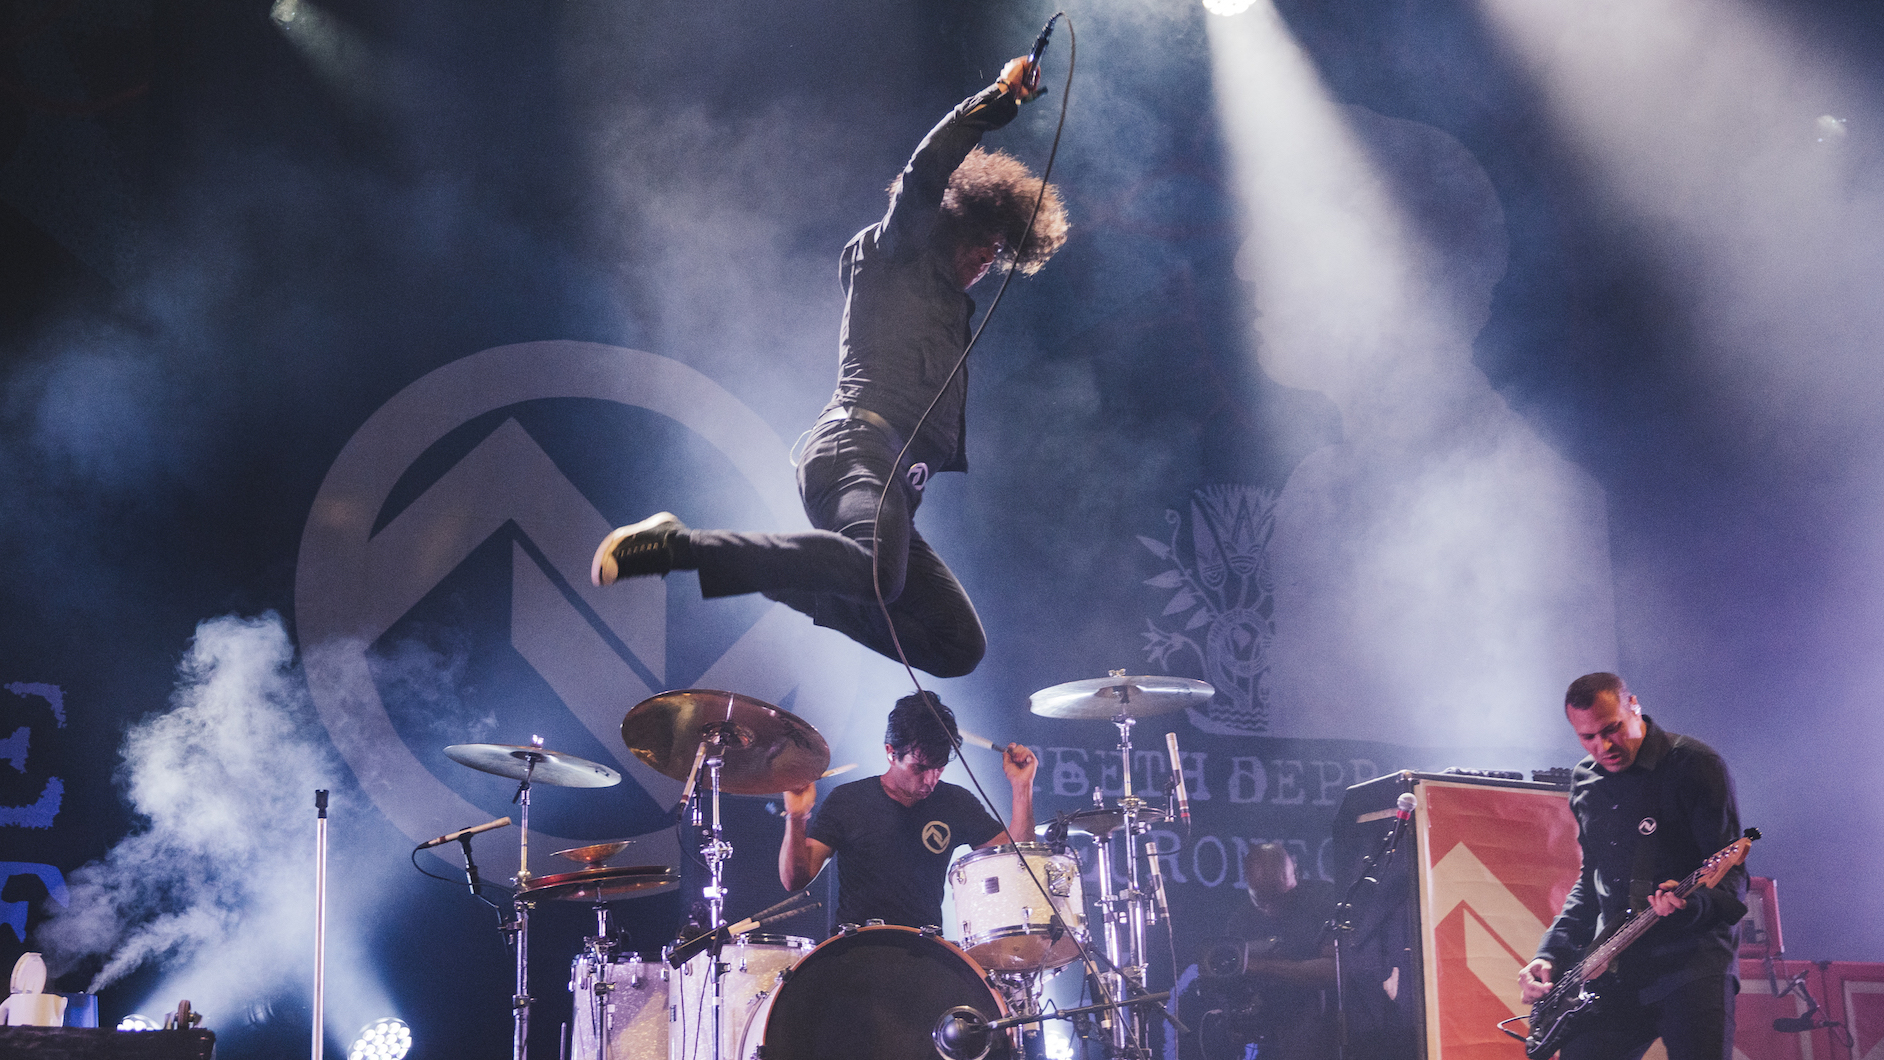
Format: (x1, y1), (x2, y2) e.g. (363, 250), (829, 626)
(1560, 975), (1736, 1060)
(686, 419), (987, 678)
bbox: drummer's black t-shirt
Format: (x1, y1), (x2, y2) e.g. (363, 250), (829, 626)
(806, 777), (1004, 931)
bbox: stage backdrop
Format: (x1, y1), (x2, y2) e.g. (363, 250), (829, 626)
(5, 0), (1884, 1057)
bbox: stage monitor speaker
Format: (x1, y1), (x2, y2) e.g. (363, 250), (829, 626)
(1333, 771), (1581, 1060)
(0, 1027), (216, 1058)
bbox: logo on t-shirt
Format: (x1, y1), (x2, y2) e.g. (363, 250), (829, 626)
(1638, 817), (1657, 835)
(922, 821), (952, 853)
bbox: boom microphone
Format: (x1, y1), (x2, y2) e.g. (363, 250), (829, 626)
(416, 816), (512, 850)
(1165, 731), (1191, 830)
(1144, 840), (1172, 926)
(1772, 1015), (1822, 1033)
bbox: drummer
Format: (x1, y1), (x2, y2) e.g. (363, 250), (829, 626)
(779, 692), (1037, 930)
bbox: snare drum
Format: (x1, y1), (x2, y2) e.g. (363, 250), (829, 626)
(756, 925), (1012, 1060)
(949, 842), (1085, 971)
(569, 951), (668, 1060)
(670, 933), (813, 1060)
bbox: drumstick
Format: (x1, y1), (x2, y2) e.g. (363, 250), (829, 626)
(821, 763), (857, 778)
(957, 729), (999, 751)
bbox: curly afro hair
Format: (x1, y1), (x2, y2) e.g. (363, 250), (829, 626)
(926, 147), (1069, 276)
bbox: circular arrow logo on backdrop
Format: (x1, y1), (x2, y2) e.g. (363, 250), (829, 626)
(294, 341), (859, 871)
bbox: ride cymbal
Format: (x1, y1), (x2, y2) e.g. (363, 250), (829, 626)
(621, 689), (830, 795)
(1028, 675), (1215, 720)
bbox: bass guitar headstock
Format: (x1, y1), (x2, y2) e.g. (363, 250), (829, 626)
(1695, 827), (1760, 890)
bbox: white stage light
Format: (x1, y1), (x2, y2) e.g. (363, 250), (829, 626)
(116, 1013), (160, 1031)
(348, 1017), (412, 1060)
(1203, 0), (1258, 15)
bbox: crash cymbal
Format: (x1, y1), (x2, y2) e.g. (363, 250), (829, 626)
(554, 840), (636, 865)
(621, 689), (830, 795)
(1042, 805), (1170, 838)
(1028, 675), (1216, 720)
(518, 865), (679, 903)
(443, 743), (622, 788)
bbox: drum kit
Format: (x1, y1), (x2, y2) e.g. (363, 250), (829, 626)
(428, 671), (1212, 1060)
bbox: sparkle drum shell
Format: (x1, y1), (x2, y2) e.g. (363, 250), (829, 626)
(570, 952), (669, 1060)
(756, 925), (1013, 1060)
(671, 933), (813, 1060)
(949, 842), (1085, 971)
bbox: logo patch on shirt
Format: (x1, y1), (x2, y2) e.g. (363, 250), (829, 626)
(1638, 817), (1657, 835)
(922, 821), (952, 853)
(906, 462), (931, 492)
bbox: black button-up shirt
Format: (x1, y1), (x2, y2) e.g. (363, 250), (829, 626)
(824, 83), (1020, 475)
(1535, 717), (1748, 1004)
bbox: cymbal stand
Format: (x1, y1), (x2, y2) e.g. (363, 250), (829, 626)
(506, 743), (543, 1060)
(992, 969), (1048, 1060)
(573, 904), (617, 1060)
(690, 724), (738, 1060)
(1091, 706), (1158, 1059)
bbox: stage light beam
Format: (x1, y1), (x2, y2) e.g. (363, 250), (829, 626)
(1203, 0), (1620, 748)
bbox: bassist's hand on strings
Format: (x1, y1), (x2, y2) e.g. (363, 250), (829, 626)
(1519, 958), (1555, 1004)
(1647, 879), (1686, 917)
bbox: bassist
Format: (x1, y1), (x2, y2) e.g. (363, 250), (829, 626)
(1518, 672), (1749, 1060)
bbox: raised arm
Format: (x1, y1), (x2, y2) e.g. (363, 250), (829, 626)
(977, 742), (1038, 848)
(778, 783), (834, 891)
(878, 56), (1039, 257)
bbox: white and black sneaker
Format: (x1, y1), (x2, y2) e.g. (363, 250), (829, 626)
(591, 512), (689, 586)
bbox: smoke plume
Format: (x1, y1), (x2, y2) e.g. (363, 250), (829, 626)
(38, 613), (334, 1000)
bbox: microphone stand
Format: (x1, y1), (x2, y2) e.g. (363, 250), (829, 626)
(459, 835), (485, 899)
(312, 790), (328, 1060)
(1329, 789), (1414, 1060)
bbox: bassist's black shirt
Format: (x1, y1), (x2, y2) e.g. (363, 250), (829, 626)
(1535, 717), (1749, 1004)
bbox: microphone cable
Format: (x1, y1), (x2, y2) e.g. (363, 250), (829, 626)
(845, 20), (1164, 1049)
(869, 13), (1075, 821)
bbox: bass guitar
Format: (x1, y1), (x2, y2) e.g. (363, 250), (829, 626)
(1501, 827), (1759, 1059)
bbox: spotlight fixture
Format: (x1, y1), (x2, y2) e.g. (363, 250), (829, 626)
(1203, 0), (1258, 16)
(270, 0), (300, 24)
(348, 1017), (413, 1060)
(116, 1014), (161, 1031)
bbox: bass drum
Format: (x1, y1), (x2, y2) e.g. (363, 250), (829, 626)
(754, 926), (1013, 1060)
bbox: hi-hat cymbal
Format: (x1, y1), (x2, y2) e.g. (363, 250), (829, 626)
(1028, 675), (1216, 720)
(621, 689), (830, 795)
(519, 865), (679, 903)
(443, 743), (622, 788)
(1040, 805), (1170, 838)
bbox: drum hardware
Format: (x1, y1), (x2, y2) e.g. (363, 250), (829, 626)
(931, 989), (1178, 1060)
(441, 738), (626, 1060)
(1028, 671), (1215, 1059)
(621, 689), (830, 1060)
(665, 890), (822, 969)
